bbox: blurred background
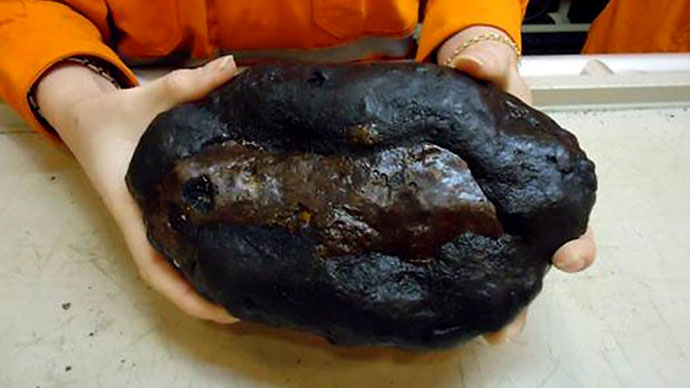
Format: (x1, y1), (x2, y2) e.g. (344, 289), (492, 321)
(522, 0), (609, 54)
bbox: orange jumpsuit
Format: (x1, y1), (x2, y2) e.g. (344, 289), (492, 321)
(584, 0), (690, 53)
(0, 0), (528, 135)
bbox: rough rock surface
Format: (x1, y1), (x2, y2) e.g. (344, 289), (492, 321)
(126, 62), (597, 348)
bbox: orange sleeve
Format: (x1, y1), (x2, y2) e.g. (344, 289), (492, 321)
(416, 0), (529, 61)
(583, 0), (690, 53)
(0, 0), (138, 136)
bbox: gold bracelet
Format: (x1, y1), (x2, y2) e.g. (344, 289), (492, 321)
(443, 32), (521, 68)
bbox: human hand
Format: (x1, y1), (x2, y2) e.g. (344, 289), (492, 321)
(438, 26), (597, 344)
(36, 56), (240, 323)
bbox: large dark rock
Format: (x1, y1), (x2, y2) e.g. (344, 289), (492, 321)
(126, 62), (596, 349)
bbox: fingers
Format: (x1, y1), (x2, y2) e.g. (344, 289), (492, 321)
(102, 54), (238, 323)
(138, 249), (240, 324)
(505, 67), (533, 106)
(553, 227), (597, 273)
(481, 228), (597, 344)
(144, 55), (237, 112)
(478, 229), (596, 345)
(114, 187), (238, 324)
(483, 309), (528, 344)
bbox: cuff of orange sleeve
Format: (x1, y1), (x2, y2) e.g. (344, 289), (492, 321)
(0, 1), (138, 140)
(416, 0), (526, 62)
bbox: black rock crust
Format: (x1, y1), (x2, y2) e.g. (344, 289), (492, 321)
(126, 62), (596, 349)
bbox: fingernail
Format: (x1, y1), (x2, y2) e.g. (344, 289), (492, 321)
(553, 254), (568, 269)
(557, 255), (587, 273)
(454, 55), (484, 70)
(574, 256), (588, 271)
(214, 314), (239, 324)
(505, 318), (526, 340)
(212, 305), (239, 324)
(218, 55), (233, 71)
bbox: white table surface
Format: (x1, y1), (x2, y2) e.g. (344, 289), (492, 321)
(1, 102), (689, 387)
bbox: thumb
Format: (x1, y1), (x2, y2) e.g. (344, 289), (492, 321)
(452, 46), (532, 105)
(144, 55), (237, 112)
(452, 47), (511, 90)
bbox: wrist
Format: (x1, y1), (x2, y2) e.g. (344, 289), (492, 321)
(35, 62), (118, 131)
